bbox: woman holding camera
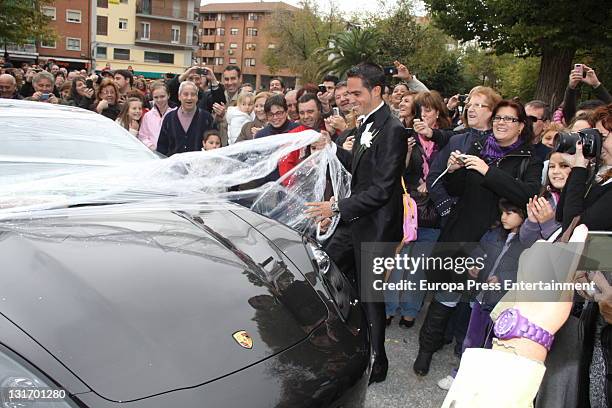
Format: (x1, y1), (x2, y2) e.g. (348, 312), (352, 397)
(414, 98), (543, 376)
(64, 76), (95, 110)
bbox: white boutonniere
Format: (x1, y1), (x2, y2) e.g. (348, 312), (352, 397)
(360, 123), (379, 149)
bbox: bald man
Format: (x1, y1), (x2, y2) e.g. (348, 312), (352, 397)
(0, 74), (21, 99)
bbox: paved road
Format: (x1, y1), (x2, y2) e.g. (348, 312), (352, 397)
(365, 304), (457, 408)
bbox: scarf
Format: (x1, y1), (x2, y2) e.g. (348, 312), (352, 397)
(418, 126), (438, 180)
(480, 134), (523, 163)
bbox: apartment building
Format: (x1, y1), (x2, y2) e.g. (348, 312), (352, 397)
(197, 2), (300, 90)
(34, 0), (95, 70)
(95, 0), (198, 78)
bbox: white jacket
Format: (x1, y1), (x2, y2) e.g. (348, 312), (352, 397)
(226, 107), (254, 145)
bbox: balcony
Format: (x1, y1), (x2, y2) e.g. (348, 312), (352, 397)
(135, 32), (197, 50)
(136, 1), (197, 24)
(6, 43), (38, 55)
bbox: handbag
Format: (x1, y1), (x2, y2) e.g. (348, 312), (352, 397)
(401, 178), (418, 243)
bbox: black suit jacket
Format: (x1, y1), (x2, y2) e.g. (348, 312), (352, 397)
(335, 103), (408, 243)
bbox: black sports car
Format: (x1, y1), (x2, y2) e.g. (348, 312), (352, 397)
(0, 100), (370, 407)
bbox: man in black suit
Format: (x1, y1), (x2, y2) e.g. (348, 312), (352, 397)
(306, 63), (408, 384)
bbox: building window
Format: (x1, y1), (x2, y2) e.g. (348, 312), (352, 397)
(144, 51), (174, 64)
(202, 13), (216, 21)
(245, 43), (256, 51)
(202, 28), (214, 35)
(247, 28), (258, 36)
(40, 40), (56, 49)
(66, 9), (82, 23)
(119, 18), (128, 30)
(217, 13), (225, 21)
(171, 25), (180, 43)
(141, 22), (150, 40)
(214, 57), (224, 66)
(268, 43), (277, 49)
(229, 43), (238, 49)
(229, 58), (237, 64)
(114, 48), (130, 60)
(230, 28), (238, 35)
(66, 37), (81, 51)
(245, 58), (256, 67)
(97, 15), (108, 35)
(215, 42), (224, 50)
(231, 14), (240, 20)
(42, 6), (56, 20)
(247, 13), (258, 21)
(216, 27), (225, 36)
(97, 46), (107, 58)
(97, 0), (108, 8)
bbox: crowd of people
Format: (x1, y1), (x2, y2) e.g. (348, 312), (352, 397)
(1, 57), (612, 407)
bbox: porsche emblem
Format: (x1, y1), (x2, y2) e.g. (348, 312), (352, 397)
(232, 330), (253, 349)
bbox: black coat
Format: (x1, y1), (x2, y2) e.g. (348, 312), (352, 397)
(439, 139), (542, 243)
(167, 76), (225, 113)
(556, 167), (612, 231)
(335, 103), (408, 244)
(156, 108), (215, 156)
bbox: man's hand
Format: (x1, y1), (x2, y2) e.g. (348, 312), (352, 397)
(324, 115), (347, 133)
(568, 67), (583, 89)
(581, 65), (601, 88)
(48, 94), (59, 104)
(317, 91), (333, 111)
(180, 66), (200, 82)
(305, 197), (336, 222)
(447, 94), (460, 111)
(393, 60), (413, 81)
(212, 102), (226, 120)
(342, 135), (354, 151)
(203, 67), (219, 86)
(311, 130), (331, 151)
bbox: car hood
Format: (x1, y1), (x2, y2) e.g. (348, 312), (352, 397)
(0, 207), (328, 402)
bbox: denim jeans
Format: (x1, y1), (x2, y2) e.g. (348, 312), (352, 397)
(384, 227), (440, 318)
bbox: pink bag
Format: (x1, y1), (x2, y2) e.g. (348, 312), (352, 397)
(401, 178), (418, 243)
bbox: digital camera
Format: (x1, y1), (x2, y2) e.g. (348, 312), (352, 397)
(553, 128), (602, 159)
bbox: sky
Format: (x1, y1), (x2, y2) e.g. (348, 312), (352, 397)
(200, 0), (426, 18)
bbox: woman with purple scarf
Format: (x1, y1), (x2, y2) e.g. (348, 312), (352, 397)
(414, 98), (543, 376)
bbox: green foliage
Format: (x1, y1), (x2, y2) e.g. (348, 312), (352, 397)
(0, 0), (56, 45)
(262, 0), (344, 83)
(316, 29), (379, 78)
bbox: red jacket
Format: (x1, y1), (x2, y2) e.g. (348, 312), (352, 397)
(279, 123), (325, 185)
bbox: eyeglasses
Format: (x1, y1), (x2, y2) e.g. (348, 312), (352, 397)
(469, 103), (490, 109)
(267, 110), (286, 118)
(493, 115), (520, 123)
(528, 115), (544, 122)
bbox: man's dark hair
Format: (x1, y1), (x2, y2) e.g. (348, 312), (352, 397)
(223, 65), (241, 77)
(270, 77), (285, 89)
(525, 100), (552, 121)
(264, 94), (287, 113)
(114, 69), (134, 87)
(323, 74), (339, 85)
(297, 92), (322, 113)
(577, 99), (606, 112)
(346, 63), (385, 94)
(335, 80), (347, 88)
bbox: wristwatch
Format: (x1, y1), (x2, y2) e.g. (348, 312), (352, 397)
(493, 308), (554, 351)
(330, 201), (340, 215)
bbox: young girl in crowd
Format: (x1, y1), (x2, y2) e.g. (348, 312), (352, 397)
(226, 92), (255, 145)
(520, 152), (571, 246)
(116, 97), (143, 137)
(438, 199), (527, 390)
(202, 130), (222, 151)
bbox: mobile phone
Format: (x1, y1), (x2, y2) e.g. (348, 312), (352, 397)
(196, 67), (208, 75)
(383, 66), (398, 76)
(456, 154), (469, 164)
(318, 84), (327, 93)
(458, 94), (469, 104)
(332, 107), (340, 116)
(574, 64), (586, 78)
(40, 93), (50, 101)
(413, 102), (422, 120)
(86, 79), (94, 89)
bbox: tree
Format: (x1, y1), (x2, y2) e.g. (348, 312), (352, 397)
(423, 0), (611, 107)
(262, 0), (344, 83)
(316, 28), (379, 78)
(0, 0), (55, 50)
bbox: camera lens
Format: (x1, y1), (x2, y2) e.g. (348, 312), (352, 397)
(553, 129), (602, 159)
(553, 132), (580, 155)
